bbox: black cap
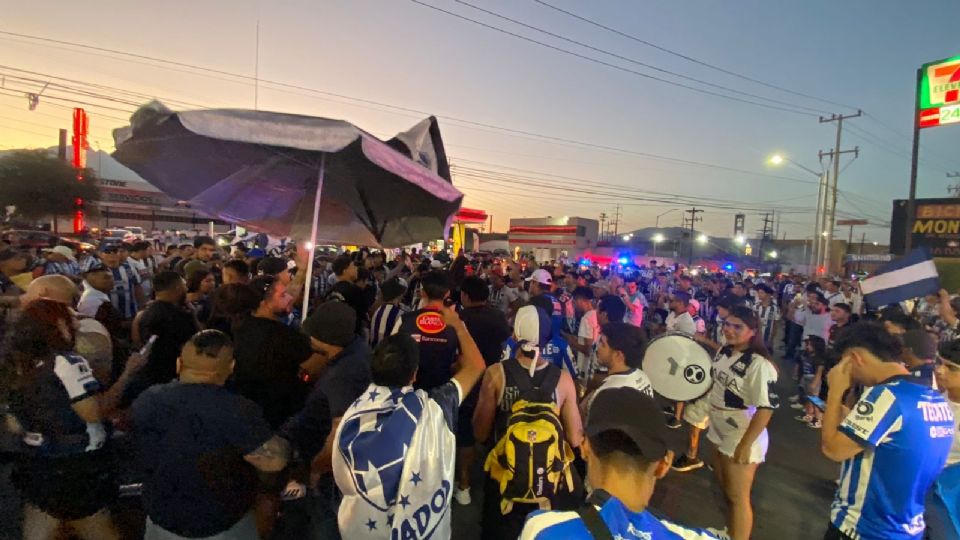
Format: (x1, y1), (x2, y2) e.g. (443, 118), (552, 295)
(301, 301), (356, 347)
(585, 388), (670, 462)
(258, 256), (289, 277)
(939, 339), (960, 366)
(901, 329), (937, 361)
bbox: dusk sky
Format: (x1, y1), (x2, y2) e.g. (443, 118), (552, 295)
(2, 0), (959, 242)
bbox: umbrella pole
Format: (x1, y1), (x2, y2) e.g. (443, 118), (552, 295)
(301, 153), (326, 321)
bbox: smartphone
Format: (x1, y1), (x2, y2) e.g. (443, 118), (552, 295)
(139, 335), (158, 358)
(807, 396), (826, 411)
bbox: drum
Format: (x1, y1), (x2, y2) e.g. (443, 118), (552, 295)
(642, 333), (713, 401)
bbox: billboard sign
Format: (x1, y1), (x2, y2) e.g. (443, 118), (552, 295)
(919, 55), (960, 128)
(891, 198), (960, 256)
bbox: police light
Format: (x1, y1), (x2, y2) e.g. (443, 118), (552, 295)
(580, 258), (590, 266)
(618, 257), (630, 265)
(723, 263), (734, 271)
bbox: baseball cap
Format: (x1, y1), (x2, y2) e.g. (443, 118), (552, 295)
(246, 248), (266, 259)
(514, 305), (550, 348)
(430, 259), (445, 269)
(901, 329), (937, 361)
(585, 387), (670, 462)
(689, 298), (701, 312)
(43, 245), (76, 262)
(183, 260), (209, 281)
(97, 243), (119, 253)
(525, 268), (553, 286)
(302, 301), (357, 347)
(938, 340), (960, 366)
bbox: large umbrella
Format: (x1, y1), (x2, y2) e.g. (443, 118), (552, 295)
(112, 101), (463, 314)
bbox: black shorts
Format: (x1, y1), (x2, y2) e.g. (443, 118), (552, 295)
(13, 449), (117, 520)
(457, 401), (476, 447)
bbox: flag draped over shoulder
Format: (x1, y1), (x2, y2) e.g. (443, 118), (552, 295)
(860, 247), (940, 308)
(334, 383), (456, 540)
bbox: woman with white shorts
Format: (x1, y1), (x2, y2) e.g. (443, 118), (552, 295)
(704, 305), (779, 540)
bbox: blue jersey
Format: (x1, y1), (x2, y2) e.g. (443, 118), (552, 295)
(521, 494), (724, 540)
(831, 376), (954, 539)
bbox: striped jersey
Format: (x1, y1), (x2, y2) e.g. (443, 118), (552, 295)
(831, 377), (954, 539)
(370, 303), (405, 348)
(753, 302), (779, 346)
(109, 261), (141, 320)
(43, 260), (80, 278)
(521, 492), (725, 540)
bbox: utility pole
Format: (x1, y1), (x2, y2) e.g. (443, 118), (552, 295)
(947, 172), (960, 197)
(684, 207), (703, 265)
(818, 110), (862, 273)
(611, 205), (622, 239)
(758, 212), (774, 259)
(598, 213), (607, 242)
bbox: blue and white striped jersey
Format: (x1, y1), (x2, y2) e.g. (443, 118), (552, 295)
(521, 493), (726, 540)
(109, 261), (141, 320)
(831, 377), (954, 539)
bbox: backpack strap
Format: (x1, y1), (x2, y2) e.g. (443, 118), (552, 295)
(576, 489), (614, 540)
(503, 358), (534, 395)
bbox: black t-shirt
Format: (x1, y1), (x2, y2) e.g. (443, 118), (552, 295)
(396, 308), (460, 391)
(328, 281), (366, 334)
(460, 305), (512, 367)
(280, 338), (372, 460)
(232, 316), (313, 429)
(132, 301), (199, 397)
(131, 382), (273, 538)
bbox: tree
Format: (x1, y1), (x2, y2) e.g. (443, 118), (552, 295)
(0, 149), (100, 232)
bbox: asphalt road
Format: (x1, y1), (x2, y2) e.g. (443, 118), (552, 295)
(451, 351), (842, 540)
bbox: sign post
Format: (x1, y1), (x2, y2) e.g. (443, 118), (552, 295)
(907, 55), (960, 252)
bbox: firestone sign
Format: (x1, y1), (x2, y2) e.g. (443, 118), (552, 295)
(919, 55), (960, 128)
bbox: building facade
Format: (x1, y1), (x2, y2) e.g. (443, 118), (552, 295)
(507, 216), (599, 262)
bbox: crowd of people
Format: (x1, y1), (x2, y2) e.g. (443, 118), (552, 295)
(0, 234), (957, 540)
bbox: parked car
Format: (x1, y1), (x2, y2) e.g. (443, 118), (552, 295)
(1, 229), (95, 253)
(122, 226), (146, 241)
(100, 228), (130, 247)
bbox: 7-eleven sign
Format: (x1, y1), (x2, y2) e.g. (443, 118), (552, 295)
(919, 55), (960, 129)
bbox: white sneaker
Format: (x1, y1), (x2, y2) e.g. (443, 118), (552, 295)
(788, 396), (800, 403)
(454, 487), (471, 506)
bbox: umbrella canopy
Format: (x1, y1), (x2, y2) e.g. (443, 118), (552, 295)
(112, 102), (463, 248)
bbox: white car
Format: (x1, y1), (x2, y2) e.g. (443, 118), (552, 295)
(123, 226), (146, 241)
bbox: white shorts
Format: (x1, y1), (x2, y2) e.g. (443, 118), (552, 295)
(682, 396), (711, 430)
(706, 408), (769, 464)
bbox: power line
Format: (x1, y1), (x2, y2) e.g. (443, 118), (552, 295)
(453, 0), (829, 115)
(408, 1), (820, 117)
(532, 0), (858, 111)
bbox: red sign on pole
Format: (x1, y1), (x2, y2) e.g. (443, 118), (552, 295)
(72, 108), (89, 233)
(836, 219), (868, 226)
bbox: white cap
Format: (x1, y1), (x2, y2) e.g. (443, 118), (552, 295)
(513, 305), (543, 376)
(430, 259), (444, 269)
(525, 268), (553, 285)
(43, 245), (76, 262)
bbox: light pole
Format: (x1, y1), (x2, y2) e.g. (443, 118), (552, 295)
(652, 233), (664, 258)
(769, 153), (827, 273)
(655, 209), (679, 228)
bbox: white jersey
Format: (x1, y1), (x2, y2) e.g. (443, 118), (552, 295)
(583, 368), (654, 420)
(707, 348), (779, 412)
(665, 311), (697, 335)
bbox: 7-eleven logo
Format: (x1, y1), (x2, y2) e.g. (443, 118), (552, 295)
(928, 61), (960, 106)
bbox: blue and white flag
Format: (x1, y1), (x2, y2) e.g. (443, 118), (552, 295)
(334, 383), (457, 540)
(861, 247), (940, 308)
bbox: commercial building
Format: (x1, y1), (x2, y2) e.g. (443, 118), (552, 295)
(507, 216), (599, 262)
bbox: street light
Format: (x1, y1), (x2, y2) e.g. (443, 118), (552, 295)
(769, 250), (778, 259)
(652, 233), (664, 257)
(622, 234), (633, 242)
(768, 152), (829, 272)
(655, 209), (679, 228)
(734, 235), (745, 245)
(697, 234), (708, 244)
